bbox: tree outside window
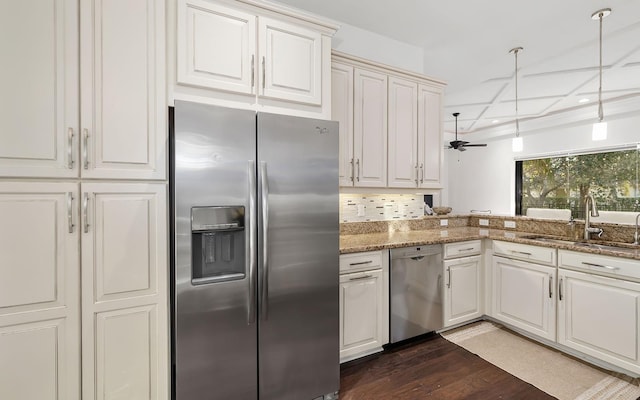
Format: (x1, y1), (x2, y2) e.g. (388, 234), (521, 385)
(519, 147), (639, 219)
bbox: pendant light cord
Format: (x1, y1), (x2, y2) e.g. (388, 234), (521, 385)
(515, 49), (520, 137)
(598, 11), (604, 122)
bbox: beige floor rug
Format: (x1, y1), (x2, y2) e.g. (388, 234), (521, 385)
(441, 321), (640, 400)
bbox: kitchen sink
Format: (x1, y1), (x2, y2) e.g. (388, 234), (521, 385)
(523, 236), (639, 254)
(571, 242), (639, 254)
(522, 236), (576, 245)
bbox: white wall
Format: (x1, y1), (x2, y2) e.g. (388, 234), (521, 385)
(332, 23), (424, 73)
(445, 111), (640, 216)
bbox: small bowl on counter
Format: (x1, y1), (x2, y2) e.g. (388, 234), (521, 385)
(432, 206), (452, 215)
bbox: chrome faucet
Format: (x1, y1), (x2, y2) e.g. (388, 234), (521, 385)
(584, 194), (603, 240)
(634, 213), (640, 245)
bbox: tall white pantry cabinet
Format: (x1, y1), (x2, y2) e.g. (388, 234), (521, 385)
(0, 1), (168, 400)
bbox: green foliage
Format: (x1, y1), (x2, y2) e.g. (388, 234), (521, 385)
(521, 149), (639, 217)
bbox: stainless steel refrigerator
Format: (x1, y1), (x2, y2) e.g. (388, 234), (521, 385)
(171, 101), (339, 400)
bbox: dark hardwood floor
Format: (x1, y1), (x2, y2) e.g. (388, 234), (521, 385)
(340, 334), (556, 399)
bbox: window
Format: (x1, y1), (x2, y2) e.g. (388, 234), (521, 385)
(516, 146), (640, 219)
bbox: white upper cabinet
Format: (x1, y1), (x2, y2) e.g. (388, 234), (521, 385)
(353, 69), (388, 187)
(0, 0), (79, 178)
(0, 0), (166, 180)
(387, 77), (418, 188)
(332, 52), (446, 189)
(177, 0), (256, 94)
(332, 62), (355, 187)
(258, 17), (322, 105)
(80, 0), (166, 180)
(174, 0), (335, 117)
(418, 84), (444, 188)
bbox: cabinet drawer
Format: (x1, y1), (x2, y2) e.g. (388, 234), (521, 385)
(340, 251), (383, 274)
(444, 240), (482, 259)
(493, 240), (557, 266)
(558, 250), (640, 282)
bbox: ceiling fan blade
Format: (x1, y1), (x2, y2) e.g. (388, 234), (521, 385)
(462, 143), (488, 147)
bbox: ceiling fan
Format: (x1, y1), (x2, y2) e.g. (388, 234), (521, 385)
(448, 112), (487, 151)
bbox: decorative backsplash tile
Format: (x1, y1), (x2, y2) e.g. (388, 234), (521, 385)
(340, 194), (425, 222)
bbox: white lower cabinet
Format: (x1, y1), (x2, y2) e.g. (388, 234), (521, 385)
(81, 183), (168, 400)
(339, 251), (388, 362)
(444, 255), (482, 327)
(0, 182), (80, 400)
(0, 182), (168, 400)
(558, 268), (640, 374)
(492, 255), (556, 341)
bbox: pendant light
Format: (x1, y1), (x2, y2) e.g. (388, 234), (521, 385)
(591, 8), (611, 141)
(510, 47), (524, 152)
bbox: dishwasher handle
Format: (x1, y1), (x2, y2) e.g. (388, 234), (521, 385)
(393, 252), (442, 260)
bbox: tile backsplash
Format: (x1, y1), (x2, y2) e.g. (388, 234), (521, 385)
(340, 194), (425, 222)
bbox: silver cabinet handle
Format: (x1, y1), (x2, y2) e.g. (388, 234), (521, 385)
(247, 161), (257, 324)
(251, 54), (255, 88)
(350, 158), (354, 183)
(261, 56), (266, 89)
(356, 159), (360, 182)
(581, 261), (620, 271)
(349, 260), (373, 266)
(446, 267), (451, 288)
(549, 275), (553, 299)
(419, 163), (424, 184)
(259, 161), (269, 320)
(349, 274), (373, 281)
(510, 250), (532, 256)
(82, 128), (89, 169)
(67, 128), (74, 169)
(458, 248), (475, 252)
(82, 192), (89, 233)
(558, 277), (563, 301)
(67, 192), (74, 233)
(415, 164), (419, 185)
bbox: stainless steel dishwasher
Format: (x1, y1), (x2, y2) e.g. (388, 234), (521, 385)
(390, 245), (443, 343)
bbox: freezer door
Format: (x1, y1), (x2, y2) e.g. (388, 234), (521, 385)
(257, 113), (340, 400)
(173, 101), (258, 400)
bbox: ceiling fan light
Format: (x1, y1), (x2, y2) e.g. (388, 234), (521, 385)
(592, 121), (607, 141)
(512, 136), (523, 152)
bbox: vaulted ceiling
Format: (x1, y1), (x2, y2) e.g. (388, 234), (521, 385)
(269, 0), (640, 135)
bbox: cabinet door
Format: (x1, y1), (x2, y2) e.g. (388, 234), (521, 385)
(339, 269), (384, 362)
(177, 0), (256, 94)
(258, 17), (322, 105)
(387, 77), (418, 188)
(558, 269), (640, 374)
(81, 182), (168, 400)
(354, 69), (387, 187)
(80, 0), (166, 180)
(492, 256), (556, 341)
(0, 0), (79, 178)
(0, 182), (80, 400)
(444, 256), (482, 327)
(332, 62), (355, 187)
(417, 84), (443, 188)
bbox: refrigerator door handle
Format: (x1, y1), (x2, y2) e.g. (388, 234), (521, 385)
(247, 160), (257, 324)
(260, 161), (269, 320)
